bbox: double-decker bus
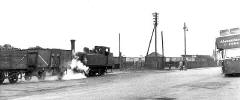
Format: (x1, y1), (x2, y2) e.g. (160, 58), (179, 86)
(216, 29), (240, 75)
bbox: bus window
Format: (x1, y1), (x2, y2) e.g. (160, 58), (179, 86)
(225, 48), (240, 59)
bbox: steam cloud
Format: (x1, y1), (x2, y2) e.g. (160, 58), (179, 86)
(62, 58), (89, 80)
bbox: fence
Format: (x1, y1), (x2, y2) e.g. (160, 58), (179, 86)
(113, 57), (145, 70)
(113, 55), (217, 70)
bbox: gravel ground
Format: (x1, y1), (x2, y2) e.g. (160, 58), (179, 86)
(2, 67), (239, 100)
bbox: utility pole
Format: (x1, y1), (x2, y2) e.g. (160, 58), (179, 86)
(161, 31), (164, 69)
(146, 12), (159, 69)
(153, 12), (158, 57)
(119, 33), (121, 69)
(183, 22), (188, 68)
(153, 12), (159, 68)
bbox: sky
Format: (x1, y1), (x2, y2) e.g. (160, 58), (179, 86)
(0, 0), (240, 57)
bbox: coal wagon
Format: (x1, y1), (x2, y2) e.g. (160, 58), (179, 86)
(0, 40), (74, 84)
(0, 50), (28, 83)
(24, 49), (72, 80)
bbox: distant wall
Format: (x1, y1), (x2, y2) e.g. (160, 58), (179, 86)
(184, 55), (217, 69)
(113, 57), (126, 69)
(144, 57), (164, 69)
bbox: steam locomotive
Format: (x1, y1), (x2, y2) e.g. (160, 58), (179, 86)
(76, 46), (114, 76)
(0, 40), (114, 84)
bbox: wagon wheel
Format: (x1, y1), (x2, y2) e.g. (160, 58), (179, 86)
(24, 72), (32, 81)
(88, 69), (96, 76)
(37, 71), (46, 80)
(97, 69), (105, 76)
(8, 72), (19, 84)
(99, 69), (105, 76)
(0, 72), (5, 84)
(57, 71), (64, 80)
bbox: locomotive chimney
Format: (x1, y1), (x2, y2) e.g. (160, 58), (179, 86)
(70, 39), (76, 57)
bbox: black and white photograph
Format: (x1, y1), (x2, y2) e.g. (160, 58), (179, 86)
(0, 0), (240, 100)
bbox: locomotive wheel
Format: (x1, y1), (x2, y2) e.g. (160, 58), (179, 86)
(99, 69), (105, 76)
(0, 72), (5, 84)
(88, 70), (96, 76)
(88, 71), (93, 76)
(8, 72), (19, 84)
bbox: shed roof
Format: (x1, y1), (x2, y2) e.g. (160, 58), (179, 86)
(146, 52), (163, 57)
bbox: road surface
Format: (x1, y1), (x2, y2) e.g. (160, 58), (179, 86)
(1, 67), (239, 100)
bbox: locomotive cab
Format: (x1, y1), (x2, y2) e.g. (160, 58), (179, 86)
(93, 46), (110, 56)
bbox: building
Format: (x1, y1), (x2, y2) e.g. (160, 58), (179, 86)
(144, 52), (164, 69)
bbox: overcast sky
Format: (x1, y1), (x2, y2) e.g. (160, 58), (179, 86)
(0, 0), (240, 57)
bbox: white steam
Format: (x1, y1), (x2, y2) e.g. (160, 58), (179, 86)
(62, 58), (89, 80)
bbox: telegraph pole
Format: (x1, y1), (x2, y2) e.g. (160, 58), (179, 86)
(153, 12), (158, 57)
(153, 12), (159, 68)
(161, 31), (164, 69)
(183, 22), (188, 68)
(119, 33), (121, 69)
(146, 12), (159, 69)
(161, 31), (164, 57)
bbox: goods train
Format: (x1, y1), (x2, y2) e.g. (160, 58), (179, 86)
(0, 40), (114, 84)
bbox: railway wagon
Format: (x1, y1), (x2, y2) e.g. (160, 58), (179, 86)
(77, 46), (114, 76)
(0, 49), (72, 84)
(25, 49), (72, 79)
(0, 50), (27, 83)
